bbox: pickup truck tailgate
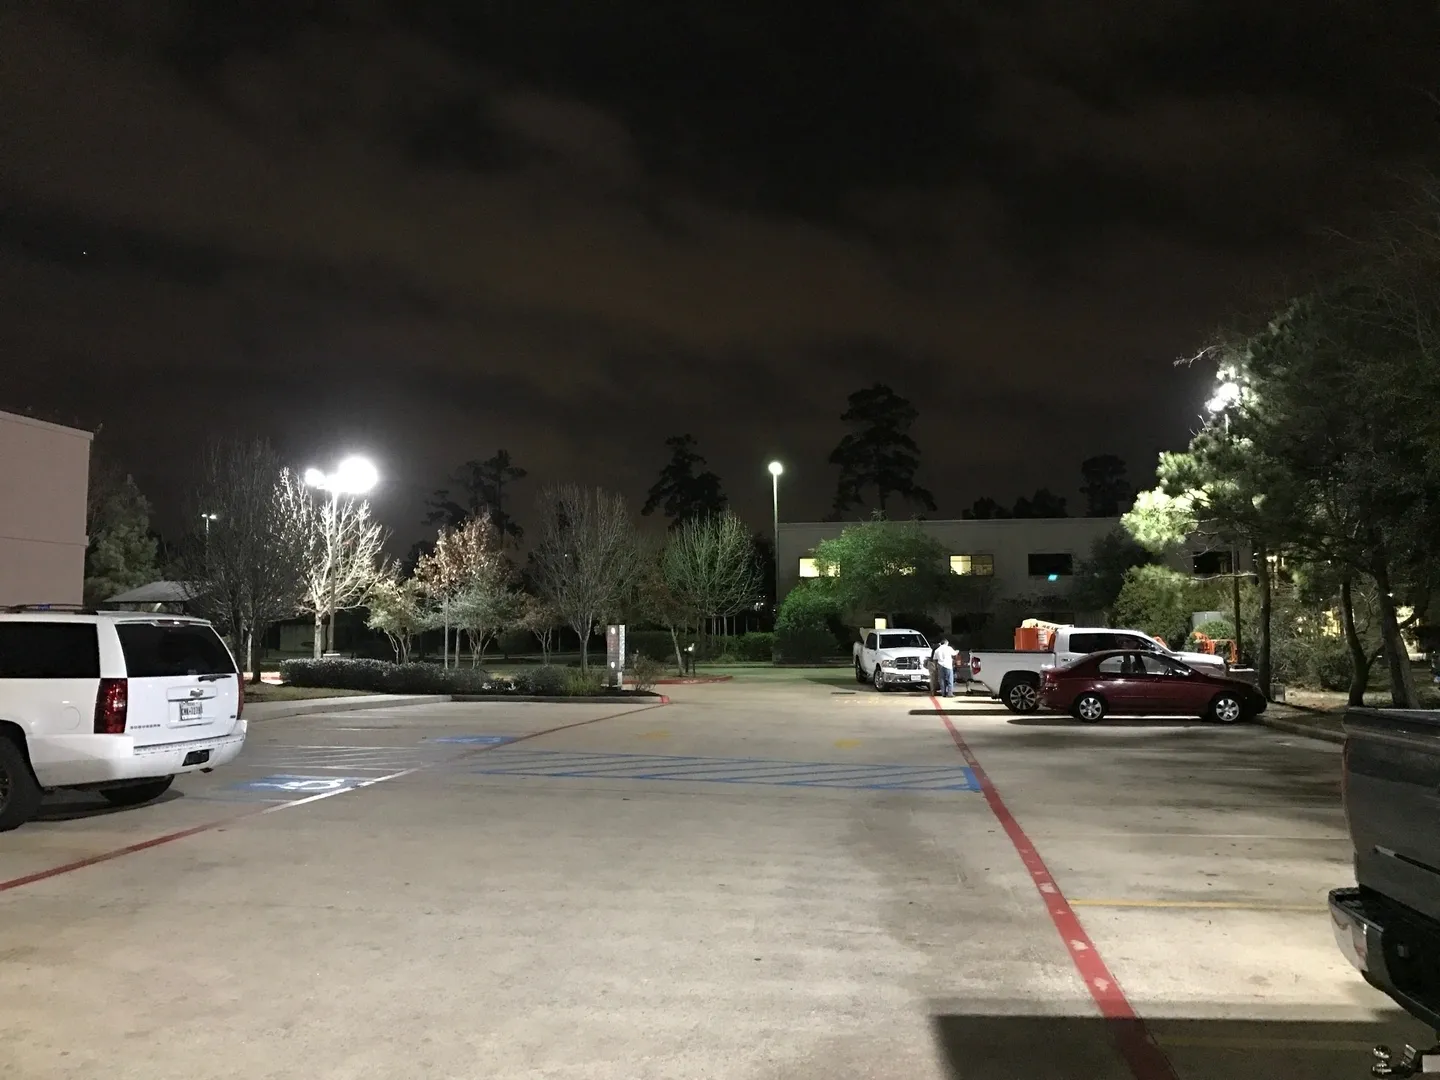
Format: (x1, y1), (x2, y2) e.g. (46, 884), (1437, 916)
(1346, 708), (1440, 924)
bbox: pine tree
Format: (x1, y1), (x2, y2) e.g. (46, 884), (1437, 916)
(828, 384), (935, 517)
(642, 434), (727, 528)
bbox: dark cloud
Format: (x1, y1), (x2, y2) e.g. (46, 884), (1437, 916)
(1, 0), (1436, 544)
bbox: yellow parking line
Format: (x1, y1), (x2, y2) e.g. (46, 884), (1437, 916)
(1070, 898), (1327, 912)
(833, 739), (862, 749)
(635, 730), (670, 740)
(1155, 1035), (1378, 1051)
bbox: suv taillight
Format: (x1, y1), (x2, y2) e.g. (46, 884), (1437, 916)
(236, 673), (245, 720)
(94, 678), (128, 734)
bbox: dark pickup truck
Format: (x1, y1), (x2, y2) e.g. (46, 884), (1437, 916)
(1331, 708), (1440, 1077)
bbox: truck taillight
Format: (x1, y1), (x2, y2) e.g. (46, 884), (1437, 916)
(236, 673), (245, 720)
(94, 678), (128, 734)
(971, 656), (981, 675)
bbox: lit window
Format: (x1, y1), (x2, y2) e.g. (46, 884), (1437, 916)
(951, 554), (995, 577)
(798, 558), (836, 578)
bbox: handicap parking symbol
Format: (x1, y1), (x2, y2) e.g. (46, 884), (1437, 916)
(234, 775), (370, 795)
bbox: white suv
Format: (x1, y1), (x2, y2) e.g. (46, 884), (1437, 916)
(0, 610), (247, 831)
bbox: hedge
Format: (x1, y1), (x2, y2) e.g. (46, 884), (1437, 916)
(279, 658), (613, 696)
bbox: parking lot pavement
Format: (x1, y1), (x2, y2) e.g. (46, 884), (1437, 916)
(0, 681), (1423, 1080)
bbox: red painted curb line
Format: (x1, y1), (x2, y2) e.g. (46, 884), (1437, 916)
(0, 701), (668, 894)
(931, 697), (1180, 1080)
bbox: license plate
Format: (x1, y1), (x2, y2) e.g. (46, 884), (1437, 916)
(178, 700), (203, 722)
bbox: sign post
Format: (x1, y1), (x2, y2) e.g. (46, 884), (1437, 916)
(606, 624), (626, 690)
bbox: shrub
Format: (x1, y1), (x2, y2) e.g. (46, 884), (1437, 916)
(512, 665), (569, 696)
(630, 652), (663, 691)
(279, 658), (498, 695)
(625, 630), (680, 666)
(774, 584), (848, 663)
(563, 667), (607, 696)
(717, 632), (774, 662)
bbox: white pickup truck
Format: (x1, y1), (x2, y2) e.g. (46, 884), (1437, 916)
(969, 626), (1227, 713)
(853, 629), (934, 692)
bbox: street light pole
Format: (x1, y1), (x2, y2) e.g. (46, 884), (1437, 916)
(768, 462), (784, 608)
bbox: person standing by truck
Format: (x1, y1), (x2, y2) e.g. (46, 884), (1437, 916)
(933, 637), (958, 697)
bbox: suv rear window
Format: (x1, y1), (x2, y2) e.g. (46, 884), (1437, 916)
(116, 623), (236, 677)
(0, 622), (100, 678)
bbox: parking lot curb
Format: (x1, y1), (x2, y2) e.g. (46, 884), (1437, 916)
(451, 694), (670, 705)
(246, 694), (449, 722)
(1259, 713), (1345, 744)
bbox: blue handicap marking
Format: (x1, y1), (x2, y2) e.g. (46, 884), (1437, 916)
(233, 774), (372, 795)
(432, 735), (516, 745)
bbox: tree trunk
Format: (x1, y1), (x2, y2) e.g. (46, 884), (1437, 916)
(1373, 551), (1420, 708)
(579, 621), (591, 671)
(1340, 575), (1370, 707)
(669, 626), (685, 675)
(312, 612), (324, 659)
(1255, 542), (1273, 700)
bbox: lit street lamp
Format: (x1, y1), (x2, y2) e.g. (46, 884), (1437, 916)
(768, 461), (783, 607)
(305, 456), (379, 656)
(199, 512), (217, 538)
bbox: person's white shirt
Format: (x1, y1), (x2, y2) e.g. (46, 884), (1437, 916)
(933, 642), (958, 667)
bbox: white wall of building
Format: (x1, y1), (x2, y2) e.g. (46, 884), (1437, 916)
(0, 411), (92, 606)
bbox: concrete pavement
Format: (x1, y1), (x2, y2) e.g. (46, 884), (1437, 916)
(0, 678), (1420, 1080)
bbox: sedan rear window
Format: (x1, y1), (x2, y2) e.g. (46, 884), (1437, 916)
(116, 623), (236, 677)
(0, 623), (100, 678)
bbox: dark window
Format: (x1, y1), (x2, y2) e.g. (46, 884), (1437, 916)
(880, 632), (928, 649)
(1193, 551), (1233, 575)
(0, 622), (100, 678)
(1028, 553), (1074, 577)
(1068, 633), (1109, 654)
(116, 623), (235, 677)
(864, 632), (877, 650)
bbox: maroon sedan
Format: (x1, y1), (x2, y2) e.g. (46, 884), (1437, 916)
(1038, 649), (1266, 724)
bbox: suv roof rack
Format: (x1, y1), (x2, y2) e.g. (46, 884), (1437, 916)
(2, 604), (100, 614)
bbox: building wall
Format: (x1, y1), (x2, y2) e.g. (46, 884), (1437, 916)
(0, 411), (93, 606)
(776, 517), (1249, 646)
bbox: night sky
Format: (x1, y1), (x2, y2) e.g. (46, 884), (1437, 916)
(3, 1), (1437, 544)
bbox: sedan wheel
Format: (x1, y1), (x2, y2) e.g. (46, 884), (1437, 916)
(1211, 694), (1245, 724)
(1074, 694), (1107, 723)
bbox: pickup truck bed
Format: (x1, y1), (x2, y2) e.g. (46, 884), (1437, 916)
(1330, 708), (1440, 1031)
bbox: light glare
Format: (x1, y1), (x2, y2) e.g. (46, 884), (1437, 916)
(768, 461), (784, 476)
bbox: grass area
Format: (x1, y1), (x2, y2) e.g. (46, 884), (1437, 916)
(242, 684), (379, 703)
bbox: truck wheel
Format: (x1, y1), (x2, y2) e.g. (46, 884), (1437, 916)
(1001, 675), (1041, 713)
(1073, 694), (1107, 723)
(0, 735), (42, 832)
(855, 661), (866, 684)
(872, 666), (888, 692)
(100, 777), (175, 807)
(1209, 694), (1245, 724)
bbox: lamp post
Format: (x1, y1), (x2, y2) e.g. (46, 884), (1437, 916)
(768, 461), (783, 608)
(1206, 375), (1244, 662)
(304, 456), (379, 656)
(200, 512), (217, 538)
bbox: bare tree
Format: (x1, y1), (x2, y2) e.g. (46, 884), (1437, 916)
(366, 569), (431, 663)
(516, 594), (561, 663)
(178, 439), (307, 680)
(279, 469), (388, 658)
(531, 485), (640, 670)
(662, 512), (758, 648)
(632, 542), (693, 674)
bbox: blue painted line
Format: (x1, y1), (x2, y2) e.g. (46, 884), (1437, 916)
(432, 735), (516, 745)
